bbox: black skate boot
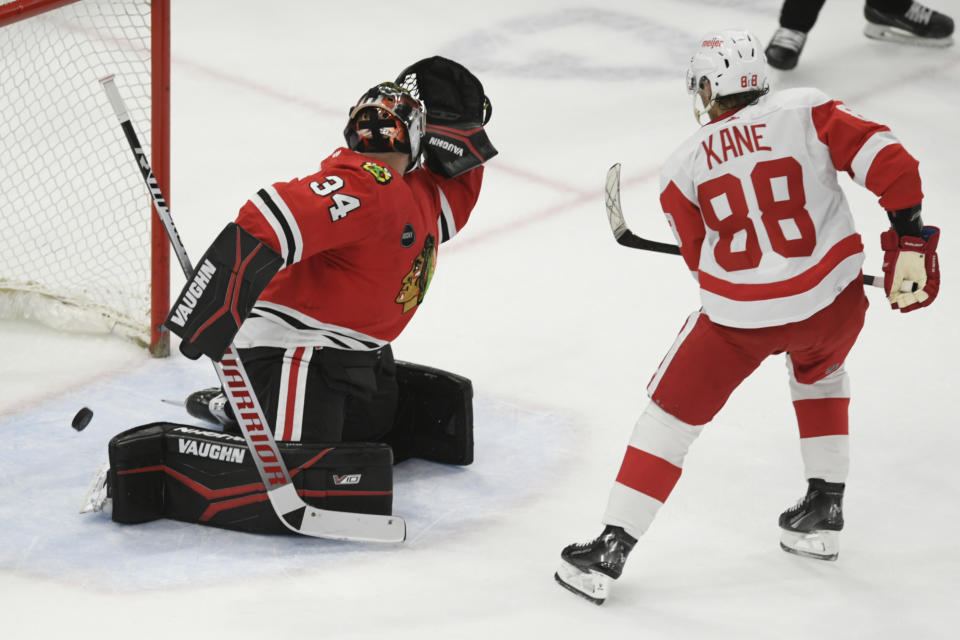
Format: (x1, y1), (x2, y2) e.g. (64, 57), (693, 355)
(555, 525), (637, 604)
(864, 1), (954, 46)
(765, 27), (807, 70)
(779, 478), (844, 561)
(185, 387), (236, 430)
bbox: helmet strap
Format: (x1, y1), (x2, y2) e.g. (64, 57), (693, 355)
(693, 90), (717, 126)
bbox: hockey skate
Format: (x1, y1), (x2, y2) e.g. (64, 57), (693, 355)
(555, 525), (637, 604)
(864, 1), (954, 47)
(765, 27), (807, 70)
(185, 386), (235, 429)
(78, 462), (110, 514)
(779, 478), (844, 561)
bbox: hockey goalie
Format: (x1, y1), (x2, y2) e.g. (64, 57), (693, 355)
(81, 56), (497, 536)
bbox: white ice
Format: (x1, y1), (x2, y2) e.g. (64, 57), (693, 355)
(2, 0), (959, 638)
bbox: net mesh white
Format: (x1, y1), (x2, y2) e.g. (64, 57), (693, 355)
(0, 0), (156, 345)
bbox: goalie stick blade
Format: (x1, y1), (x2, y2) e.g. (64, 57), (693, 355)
(297, 507), (406, 543)
(268, 484), (406, 543)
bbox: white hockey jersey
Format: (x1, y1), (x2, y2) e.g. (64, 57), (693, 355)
(659, 87), (922, 328)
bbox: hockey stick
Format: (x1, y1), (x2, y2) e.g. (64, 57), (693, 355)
(604, 163), (899, 290)
(100, 75), (405, 543)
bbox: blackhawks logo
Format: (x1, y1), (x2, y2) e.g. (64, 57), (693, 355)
(361, 161), (393, 185)
(396, 234), (436, 313)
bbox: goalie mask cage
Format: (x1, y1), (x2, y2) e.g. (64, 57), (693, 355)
(0, 0), (170, 355)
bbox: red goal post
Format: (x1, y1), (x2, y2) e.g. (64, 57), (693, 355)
(0, 0), (170, 356)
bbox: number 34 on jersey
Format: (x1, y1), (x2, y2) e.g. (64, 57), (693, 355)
(310, 175), (360, 221)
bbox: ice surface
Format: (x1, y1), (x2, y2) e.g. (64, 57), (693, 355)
(2, 0), (958, 638)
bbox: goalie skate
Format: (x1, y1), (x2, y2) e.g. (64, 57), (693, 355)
(185, 386), (235, 428)
(78, 462), (110, 514)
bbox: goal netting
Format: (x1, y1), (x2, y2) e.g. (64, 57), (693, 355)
(0, 0), (170, 355)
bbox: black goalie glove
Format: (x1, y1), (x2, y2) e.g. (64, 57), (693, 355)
(396, 56), (497, 178)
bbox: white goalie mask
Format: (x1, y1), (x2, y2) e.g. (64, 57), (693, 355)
(685, 30), (769, 125)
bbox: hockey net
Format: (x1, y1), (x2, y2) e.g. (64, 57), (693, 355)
(0, 0), (170, 355)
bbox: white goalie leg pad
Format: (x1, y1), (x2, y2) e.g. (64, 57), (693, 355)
(555, 560), (612, 604)
(79, 462), (110, 514)
(780, 529), (840, 561)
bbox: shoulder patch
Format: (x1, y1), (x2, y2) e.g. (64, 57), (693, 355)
(361, 162), (393, 185)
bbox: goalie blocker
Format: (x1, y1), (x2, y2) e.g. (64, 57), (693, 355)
(101, 361), (472, 534)
(165, 222), (283, 361)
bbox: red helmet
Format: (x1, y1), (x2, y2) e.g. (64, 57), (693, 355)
(343, 82), (425, 171)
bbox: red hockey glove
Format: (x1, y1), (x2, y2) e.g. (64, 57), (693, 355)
(880, 226), (939, 312)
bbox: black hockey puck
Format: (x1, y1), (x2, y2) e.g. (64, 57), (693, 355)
(72, 407), (93, 432)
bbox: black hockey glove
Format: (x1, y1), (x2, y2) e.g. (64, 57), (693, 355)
(165, 222), (283, 361)
(396, 55), (497, 178)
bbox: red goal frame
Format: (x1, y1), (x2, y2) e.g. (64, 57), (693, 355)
(0, 0), (171, 356)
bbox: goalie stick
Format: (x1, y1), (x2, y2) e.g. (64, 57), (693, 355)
(100, 75), (405, 543)
(604, 163), (911, 291)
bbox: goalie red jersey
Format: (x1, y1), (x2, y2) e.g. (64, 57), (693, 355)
(232, 147), (483, 350)
(659, 87), (922, 328)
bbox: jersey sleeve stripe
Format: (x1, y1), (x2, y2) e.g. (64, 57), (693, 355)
(254, 187), (303, 266)
(698, 234), (864, 301)
(849, 130), (899, 187)
(436, 185), (457, 243)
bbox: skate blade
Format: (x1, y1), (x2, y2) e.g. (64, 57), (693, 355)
(78, 462), (110, 514)
(780, 529), (839, 561)
(554, 560), (610, 605)
(863, 23), (953, 47)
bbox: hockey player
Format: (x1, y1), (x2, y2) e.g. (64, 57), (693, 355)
(78, 58), (495, 534)
(556, 30), (940, 604)
(767, 0), (954, 70)
(167, 57), (495, 455)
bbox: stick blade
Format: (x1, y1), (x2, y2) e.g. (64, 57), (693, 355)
(269, 484), (406, 543)
(297, 507), (407, 543)
(604, 163), (628, 240)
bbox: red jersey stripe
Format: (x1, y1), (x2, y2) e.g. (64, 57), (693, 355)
(698, 233), (863, 301)
(615, 446), (682, 503)
(793, 398), (850, 438)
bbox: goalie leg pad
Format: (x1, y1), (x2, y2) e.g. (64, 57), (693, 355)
(108, 423), (393, 534)
(385, 361), (473, 465)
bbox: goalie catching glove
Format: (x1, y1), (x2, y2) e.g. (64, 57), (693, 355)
(165, 222), (283, 360)
(396, 55), (497, 177)
(881, 205), (940, 313)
